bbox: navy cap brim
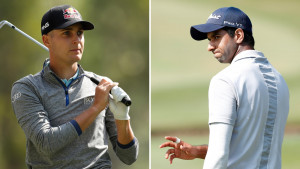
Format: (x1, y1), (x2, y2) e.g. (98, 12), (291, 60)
(56, 20), (94, 30)
(190, 23), (224, 41)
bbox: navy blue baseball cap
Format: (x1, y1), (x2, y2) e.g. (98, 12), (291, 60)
(190, 7), (252, 41)
(41, 5), (94, 35)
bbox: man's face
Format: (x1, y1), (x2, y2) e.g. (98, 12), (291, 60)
(44, 23), (85, 66)
(207, 29), (238, 63)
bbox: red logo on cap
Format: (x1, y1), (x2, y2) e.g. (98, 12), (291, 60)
(63, 8), (81, 19)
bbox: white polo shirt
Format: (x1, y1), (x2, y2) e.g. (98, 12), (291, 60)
(208, 50), (289, 169)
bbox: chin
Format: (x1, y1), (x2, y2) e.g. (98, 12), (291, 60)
(71, 55), (82, 62)
(217, 59), (224, 63)
(216, 57), (227, 63)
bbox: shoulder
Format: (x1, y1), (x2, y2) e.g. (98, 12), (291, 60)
(212, 57), (259, 83)
(209, 62), (254, 93)
(12, 72), (43, 94)
(11, 73), (44, 105)
(210, 65), (234, 85)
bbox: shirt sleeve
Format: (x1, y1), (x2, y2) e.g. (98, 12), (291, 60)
(11, 81), (79, 155)
(208, 76), (237, 125)
(105, 108), (139, 165)
(203, 123), (233, 169)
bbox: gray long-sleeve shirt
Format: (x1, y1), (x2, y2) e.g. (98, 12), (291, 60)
(11, 61), (138, 168)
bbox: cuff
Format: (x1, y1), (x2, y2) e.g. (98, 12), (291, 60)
(70, 120), (82, 136)
(117, 137), (136, 149)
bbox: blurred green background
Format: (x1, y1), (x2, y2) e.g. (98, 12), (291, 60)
(0, 0), (148, 169)
(152, 0), (300, 168)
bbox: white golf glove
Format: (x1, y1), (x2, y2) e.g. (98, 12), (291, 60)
(109, 86), (130, 120)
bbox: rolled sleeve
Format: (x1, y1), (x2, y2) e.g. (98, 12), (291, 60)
(116, 137), (139, 165)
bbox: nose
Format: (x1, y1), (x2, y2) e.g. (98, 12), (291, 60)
(72, 34), (82, 44)
(207, 41), (215, 52)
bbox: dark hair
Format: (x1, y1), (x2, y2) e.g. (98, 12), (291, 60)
(222, 27), (255, 47)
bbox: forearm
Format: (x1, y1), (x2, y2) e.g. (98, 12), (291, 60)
(106, 117), (138, 165)
(105, 85), (138, 164)
(74, 106), (104, 132)
(75, 78), (117, 132)
(115, 120), (134, 144)
(20, 105), (103, 155)
(16, 111), (78, 155)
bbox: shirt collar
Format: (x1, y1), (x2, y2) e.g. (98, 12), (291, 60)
(42, 58), (84, 86)
(61, 69), (79, 86)
(232, 50), (265, 63)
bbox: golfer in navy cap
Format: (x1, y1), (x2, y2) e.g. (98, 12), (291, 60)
(12, 5), (138, 168)
(160, 7), (289, 169)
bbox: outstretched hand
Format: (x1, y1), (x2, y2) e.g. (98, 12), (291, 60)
(160, 136), (207, 164)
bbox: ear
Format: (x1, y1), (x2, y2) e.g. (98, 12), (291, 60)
(234, 28), (244, 44)
(42, 34), (51, 48)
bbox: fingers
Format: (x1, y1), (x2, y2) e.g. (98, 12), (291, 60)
(165, 136), (181, 144)
(164, 136), (178, 142)
(98, 79), (118, 92)
(165, 149), (175, 159)
(160, 136), (184, 165)
(93, 79), (118, 111)
(169, 154), (176, 164)
(96, 79), (118, 98)
(160, 136), (182, 148)
(160, 142), (176, 149)
(163, 149), (176, 164)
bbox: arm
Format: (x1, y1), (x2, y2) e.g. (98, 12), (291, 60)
(104, 87), (138, 165)
(115, 120), (134, 145)
(11, 78), (116, 155)
(108, 87), (135, 144)
(203, 123), (233, 169)
(74, 79), (116, 132)
(160, 136), (208, 164)
(115, 120), (138, 165)
(11, 82), (79, 155)
(203, 76), (237, 168)
(105, 108), (138, 165)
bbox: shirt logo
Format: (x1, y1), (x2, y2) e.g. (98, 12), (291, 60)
(12, 92), (21, 103)
(84, 96), (94, 105)
(208, 14), (221, 20)
(63, 8), (81, 20)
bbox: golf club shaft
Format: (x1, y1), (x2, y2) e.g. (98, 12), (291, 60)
(0, 20), (49, 51)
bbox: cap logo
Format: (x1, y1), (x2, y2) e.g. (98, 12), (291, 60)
(224, 21), (243, 28)
(208, 14), (221, 20)
(63, 8), (81, 19)
(41, 22), (49, 30)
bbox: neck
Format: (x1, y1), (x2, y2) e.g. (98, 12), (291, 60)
(49, 59), (78, 80)
(231, 45), (254, 63)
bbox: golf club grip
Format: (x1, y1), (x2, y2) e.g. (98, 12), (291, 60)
(89, 77), (131, 106)
(121, 97), (132, 106)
